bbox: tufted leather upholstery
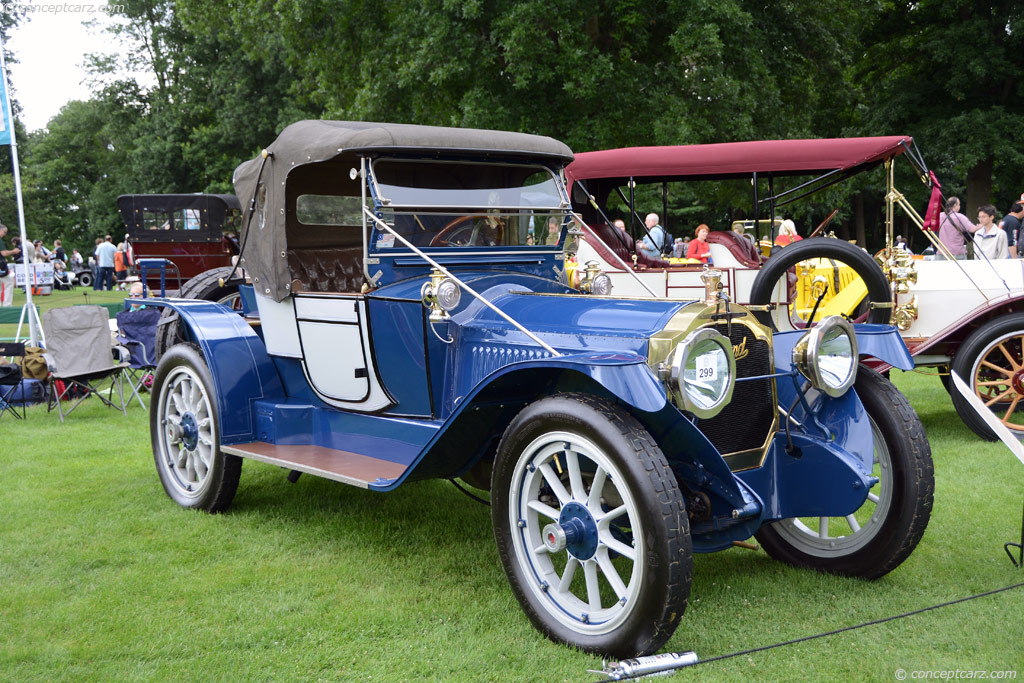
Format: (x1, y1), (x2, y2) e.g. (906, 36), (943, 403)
(707, 230), (762, 268)
(288, 247), (365, 293)
(588, 222), (634, 263)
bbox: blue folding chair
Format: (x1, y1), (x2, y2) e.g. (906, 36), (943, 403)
(115, 307), (161, 409)
(0, 342), (26, 420)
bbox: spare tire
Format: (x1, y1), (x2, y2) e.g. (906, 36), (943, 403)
(748, 238), (891, 331)
(154, 266), (244, 360)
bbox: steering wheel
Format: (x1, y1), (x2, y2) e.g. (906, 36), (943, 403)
(808, 208), (840, 239)
(429, 214), (505, 247)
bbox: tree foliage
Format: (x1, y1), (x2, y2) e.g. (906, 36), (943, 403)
(0, 0), (1018, 254)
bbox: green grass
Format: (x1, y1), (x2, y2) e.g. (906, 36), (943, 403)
(1, 372), (1022, 681)
(0, 288), (130, 340)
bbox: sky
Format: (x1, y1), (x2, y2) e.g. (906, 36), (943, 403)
(6, 6), (126, 132)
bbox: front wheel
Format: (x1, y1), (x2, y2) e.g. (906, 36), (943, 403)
(151, 343), (241, 512)
(491, 394), (691, 657)
(755, 366), (934, 578)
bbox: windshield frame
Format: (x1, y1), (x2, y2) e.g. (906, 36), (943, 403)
(367, 157), (568, 211)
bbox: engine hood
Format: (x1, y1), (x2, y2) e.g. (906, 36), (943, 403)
(372, 271), (691, 356)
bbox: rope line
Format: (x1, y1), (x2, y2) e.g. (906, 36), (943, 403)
(592, 581), (1024, 682)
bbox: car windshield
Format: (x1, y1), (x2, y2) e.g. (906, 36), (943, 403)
(368, 158), (569, 248)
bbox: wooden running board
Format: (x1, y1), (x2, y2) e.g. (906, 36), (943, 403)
(221, 442), (408, 489)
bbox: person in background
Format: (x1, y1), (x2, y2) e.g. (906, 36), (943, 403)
(544, 216), (560, 245)
(637, 213), (666, 260)
(672, 237), (685, 258)
(896, 235), (913, 253)
(775, 219), (802, 246)
(114, 243), (129, 288)
(96, 235), (117, 291)
(50, 239), (66, 263)
(70, 248), (84, 268)
(973, 205), (1008, 260)
(0, 224), (13, 307)
(91, 237), (102, 290)
(686, 224), (712, 264)
(999, 202), (1024, 258)
(33, 239), (51, 263)
(612, 218), (628, 240)
(938, 196), (979, 259)
(128, 280), (147, 310)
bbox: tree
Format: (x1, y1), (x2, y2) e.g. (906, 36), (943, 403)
(854, 0), (1024, 214)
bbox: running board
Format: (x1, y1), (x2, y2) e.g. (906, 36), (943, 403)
(221, 442), (408, 489)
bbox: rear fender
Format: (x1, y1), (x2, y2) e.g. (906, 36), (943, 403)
(147, 299), (284, 444)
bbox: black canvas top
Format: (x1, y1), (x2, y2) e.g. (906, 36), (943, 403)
(232, 120), (574, 301)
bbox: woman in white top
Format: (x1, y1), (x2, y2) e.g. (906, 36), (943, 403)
(973, 204), (1008, 260)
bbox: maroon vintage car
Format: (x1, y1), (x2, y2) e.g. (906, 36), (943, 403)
(118, 193), (242, 296)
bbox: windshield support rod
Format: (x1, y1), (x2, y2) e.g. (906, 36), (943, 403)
(362, 207), (562, 356)
(615, 184), (658, 247)
(769, 168), (864, 208)
(572, 181), (659, 297)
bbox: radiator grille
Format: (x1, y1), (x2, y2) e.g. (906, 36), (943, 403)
(696, 322), (776, 457)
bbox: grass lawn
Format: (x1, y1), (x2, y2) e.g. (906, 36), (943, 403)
(0, 287), (130, 341)
(1, 371), (1022, 681)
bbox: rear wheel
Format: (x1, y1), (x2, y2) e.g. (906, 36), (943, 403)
(76, 271), (93, 288)
(154, 266), (243, 360)
(491, 393), (691, 657)
(151, 343), (241, 512)
(755, 366), (933, 578)
(950, 312), (1024, 440)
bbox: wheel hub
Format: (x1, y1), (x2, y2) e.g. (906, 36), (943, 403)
(542, 502), (599, 560)
(180, 413), (199, 451)
(1011, 370), (1024, 396)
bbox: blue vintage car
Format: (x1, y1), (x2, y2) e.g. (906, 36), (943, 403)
(149, 121), (934, 658)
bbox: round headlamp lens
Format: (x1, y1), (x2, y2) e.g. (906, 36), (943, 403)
(436, 278), (462, 311)
(669, 328), (736, 419)
(818, 324), (855, 392)
(792, 316), (858, 397)
(591, 273), (613, 296)
(683, 337), (730, 410)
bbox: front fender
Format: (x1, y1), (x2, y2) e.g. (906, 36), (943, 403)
(448, 353), (752, 511)
(772, 323), (913, 372)
(148, 299), (284, 443)
(490, 351), (669, 413)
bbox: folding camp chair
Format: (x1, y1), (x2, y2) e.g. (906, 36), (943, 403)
(0, 341), (26, 420)
(115, 307), (160, 409)
(42, 306), (131, 422)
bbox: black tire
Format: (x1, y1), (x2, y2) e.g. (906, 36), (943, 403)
(151, 343), (241, 512)
(755, 365), (934, 578)
(154, 266), (243, 360)
(950, 312), (1024, 441)
(76, 271), (93, 288)
(491, 393), (692, 657)
(749, 238), (891, 330)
